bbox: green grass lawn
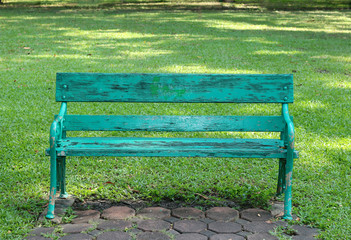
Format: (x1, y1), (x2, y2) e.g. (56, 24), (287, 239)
(0, 4), (350, 239)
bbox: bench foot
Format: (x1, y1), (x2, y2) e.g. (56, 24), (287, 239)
(59, 192), (69, 199)
(282, 214), (293, 220)
(46, 212), (55, 219)
(46, 186), (56, 219)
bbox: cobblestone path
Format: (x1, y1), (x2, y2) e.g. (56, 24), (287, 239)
(26, 200), (320, 240)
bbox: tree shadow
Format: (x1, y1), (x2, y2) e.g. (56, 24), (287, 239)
(1, 9), (350, 236)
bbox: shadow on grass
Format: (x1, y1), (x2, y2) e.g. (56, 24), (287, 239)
(0, 8), (350, 238)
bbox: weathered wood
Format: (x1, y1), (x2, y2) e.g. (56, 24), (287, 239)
(62, 115), (287, 132)
(47, 72), (297, 221)
(50, 137), (298, 158)
(56, 73), (293, 103)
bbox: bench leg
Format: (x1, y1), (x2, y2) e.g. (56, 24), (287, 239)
(46, 154), (57, 219)
(283, 155), (294, 220)
(58, 157), (68, 198)
(276, 158), (286, 196)
(57, 158), (62, 193)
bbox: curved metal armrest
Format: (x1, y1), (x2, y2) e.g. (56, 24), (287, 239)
(50, 102), (67, 151)
(282, 103), (295, 150)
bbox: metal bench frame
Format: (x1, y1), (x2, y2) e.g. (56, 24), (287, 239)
(46, 73), (298, 220)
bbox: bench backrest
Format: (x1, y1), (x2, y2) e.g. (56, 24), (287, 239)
(56, 73), (293, 133)
(56, 73), (293, 103)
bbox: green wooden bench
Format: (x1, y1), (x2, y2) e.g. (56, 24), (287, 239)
(46, 73), (298, 220)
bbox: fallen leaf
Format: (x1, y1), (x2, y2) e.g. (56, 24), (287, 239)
(128, 185), (140, 193)
(195, 193), (209, 199)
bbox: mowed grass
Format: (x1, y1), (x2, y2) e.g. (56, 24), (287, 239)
(0, 5), (350, 239)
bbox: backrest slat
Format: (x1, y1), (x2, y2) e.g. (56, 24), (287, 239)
(63, 115), (286, 132)
(56, 73), (293, 103)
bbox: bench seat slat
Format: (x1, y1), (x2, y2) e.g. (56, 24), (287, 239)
(63, 115), (286, 132)
(56, 73), (293, 103)
(47, 137), (298, 158)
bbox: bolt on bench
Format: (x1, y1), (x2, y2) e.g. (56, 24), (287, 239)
(46, 73), (298, 220)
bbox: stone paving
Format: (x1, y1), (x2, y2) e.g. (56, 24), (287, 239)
(26, 200), (320, 240)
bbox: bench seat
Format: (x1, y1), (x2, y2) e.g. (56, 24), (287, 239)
(46, 137), (298, 158)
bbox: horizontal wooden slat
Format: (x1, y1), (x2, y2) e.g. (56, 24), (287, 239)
(56, 73), (293, 103)
(49, 137), (298, 158)
(62, 115), (286, 132)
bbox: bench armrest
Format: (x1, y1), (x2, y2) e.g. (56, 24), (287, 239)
(49, 102), (67, 154)
(282, 103), (295, 150)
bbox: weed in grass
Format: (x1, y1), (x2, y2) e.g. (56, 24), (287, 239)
(61, 207), (77, 224)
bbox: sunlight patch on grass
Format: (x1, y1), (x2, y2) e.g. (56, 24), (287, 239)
(253, 50), (302, 55)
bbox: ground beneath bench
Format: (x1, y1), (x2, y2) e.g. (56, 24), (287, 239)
(26, 198), (320, 240)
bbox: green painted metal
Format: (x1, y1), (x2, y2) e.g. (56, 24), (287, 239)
(46, 102), (66, 219)
(49, 137), (298, 158)
(276, 158), (286, 196)
(56, 73), (293, 103)
(47, 73), (298, 220)
(57, 157), (68, 198)
(281, 103), (295, 220)
(63, 115), (287, 132)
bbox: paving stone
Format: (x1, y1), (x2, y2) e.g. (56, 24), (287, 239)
(199, 229), (216, 237)
(137, 219), (171, 231)
(208, 221), (242, 233)
(173, 219), (207, 233)
(163, 216), (180, 224)
(274, 220), (288, 227)
(59, 233), (94, 240)
(97, 220), (132, 230)
(209, 234), (245, 240)
(56, 198), (76, 207)
(236, 231), (252, 237)
(172, 207), (205, 219)
(28, 227), (55, 236)
(25, 236), (51, 240)
(242, 221), (276, 233)
(270, 202), (284, 217)
(101, 206), (135, 220)
(246, 232), (279, 240)
(72, 210), (101, 224)
(206, 207), (239, 222)
(292, 225), (319, 237)
(87, 229), (102, 237)
(167, 229), (180, 236)
(175, 233), (208, 240)
(200, 218), (216, 224)
(97, 231), (131, 240)
(128, 228), (143, 234)
(292, 235), (317, 240)
(235, 218), (250, 225)
(92, 218), (106, 224)
(137, 231), (170, 240)
(241, 209), (272, 222)
(137, 207), (171, 219)
(61, 223), (93, 234)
